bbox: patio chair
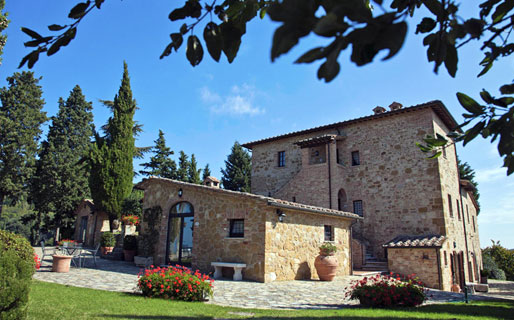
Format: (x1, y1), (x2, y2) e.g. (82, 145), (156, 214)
(80, 243), (100, 268)
(69, 247), (83, 269)
(40, 241), (56, 265)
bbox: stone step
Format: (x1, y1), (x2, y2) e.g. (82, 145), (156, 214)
(360, 266), (389, 271)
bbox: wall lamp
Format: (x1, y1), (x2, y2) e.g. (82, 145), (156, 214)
(276, 209), (286, 222)
(178, 188), (183, 197)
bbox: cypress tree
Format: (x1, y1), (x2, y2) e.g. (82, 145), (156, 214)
(176, 151), (189, 182)
(202, 164), (212, 181)
(0, 72), (47, 218)
(0, 0), (8, 64)
(221, 141), (251, 192)
(89, 62), (136, 230)
(139, 129), (176, 179)
(30, 85), (93, 240)
(188, 154), (202, 184)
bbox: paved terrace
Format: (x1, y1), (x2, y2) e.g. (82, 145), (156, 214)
(34, 247), (513, 310)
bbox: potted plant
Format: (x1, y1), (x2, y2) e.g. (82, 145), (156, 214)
(314, 242), (339, 281)
(52, 248), (73, 273)
(100, 231), (116, 255)
(480, 269), (489, 284)
(122, 214), (140, 226)
(123, 235), (137, 262)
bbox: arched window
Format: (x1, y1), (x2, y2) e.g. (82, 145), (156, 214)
(170, 202), (194, 215)
(338, 189), (347, 211)
(167, 202), (194, 266)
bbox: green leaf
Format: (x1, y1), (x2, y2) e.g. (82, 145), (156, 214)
(463, 121), (486, 146)
(295, 47), (325, 64)
(68, 2), (90, 19)
(95, 0), (104, 9)
(444, 43), (458, 77)
(27, 50), (40, 69)
(422, 0), (443, 16)
(271, 25), (300, 62)
(428, 151), (442, 159)
(500, 83), (514, 94)
(416, 142), (433, 152)
(21, 27), (43, 40)
(314, 13), (347, 37)
(159, 43), (174, 59)
(492, 0), (514, 23)
(48, 24), (66, 31)
(456, 92), (484, 114)
(220, 22), (243, 63)
(260, 8), (267, 19)
(170, 33), (183, 51)
(480, 89), (494, 104)
(186, 35), (203, 67)
(203, 22), (222, 62)
(446, 132), (461, 139)
(416, 17), (436, 34)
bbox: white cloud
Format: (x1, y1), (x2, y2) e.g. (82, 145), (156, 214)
(200, 84), (264, 116)
(475, 167), (507, 184)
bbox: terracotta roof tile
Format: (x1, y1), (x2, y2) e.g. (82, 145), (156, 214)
(383, 234), (446, 248)
(242, 100), (460, 149)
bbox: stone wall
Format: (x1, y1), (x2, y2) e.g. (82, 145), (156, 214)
(352, 238), (364, 269)
(74, 202), (109, 247)
(138, 178), (356, 283)
(264, 209), (352, 282)
(140, 180), (267, 282)
(387, 248), (442, 289)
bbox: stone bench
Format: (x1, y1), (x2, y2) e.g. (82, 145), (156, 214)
(211, 262), (246, 281)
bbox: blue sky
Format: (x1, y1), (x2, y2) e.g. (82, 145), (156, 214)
(1, 1), (512, 248)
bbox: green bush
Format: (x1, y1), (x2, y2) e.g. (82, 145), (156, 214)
(482, 241), (514, 281)
(100, 232), (116, 247)
(482, 253), (506, 280)
(0, 230), (36, 320)
(123, 235), (137, 250)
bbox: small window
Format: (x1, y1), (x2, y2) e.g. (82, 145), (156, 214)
(448, 194), (453, 217)
(351, 151), (360, 166)
(336, 148), (340, 164)
(473, 216), (476, 232)
(278, 151), (285, 167)
(353, 200), (363, 216)
(229, 219), (244, 238)
(442, 146), (447, 158)
(466, 205), (470, 223)
(324, 225), (334, 241)
(444, 251), (448, 266)
(456, 199), (461, 220)
(292, 196), (296, 202)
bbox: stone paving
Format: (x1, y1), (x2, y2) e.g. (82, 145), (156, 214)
(34, 248), (513, 310)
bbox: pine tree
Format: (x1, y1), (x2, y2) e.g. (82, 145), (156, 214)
(221, 141), (251, 192)
(202, 164), (212, 181)
(30, 85), (93, 240)
(0, 72), (47, 218)
(0, 0), (9, 65)
(458, 160), (480, 211)
(188, 154), (202, 184)
(176, 151), (189, 182)
(139, 129), (176, 179)
(89, 62), (136, 230)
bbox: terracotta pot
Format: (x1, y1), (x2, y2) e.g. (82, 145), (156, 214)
(314, 251), (338, 281)
(123, 249), (136, 262)
(480, 275), (488, 284)
(101, 246), (114, 255)
(52, 255), (72, 273)
(451, 284), (461, 293)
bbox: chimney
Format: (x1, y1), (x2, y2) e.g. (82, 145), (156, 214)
(373, 106), (386, 115)
(202, 176), (220, 188)
(389, 102), (403, 111)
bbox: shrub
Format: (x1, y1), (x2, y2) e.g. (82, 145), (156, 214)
(123, 235), (137, 250)
(346, 273), (427, 307)
(482, 241), (514, 281)
(319, 242), (337, 255)
(138, 265), (213, 301)
(0, 230), (36, 320)
(100, 232), (116, 247)
(482, 253), (506, 280)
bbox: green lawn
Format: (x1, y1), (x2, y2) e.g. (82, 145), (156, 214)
(28, 280), (514, 319)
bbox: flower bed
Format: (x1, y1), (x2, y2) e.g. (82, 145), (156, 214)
(122, 214), (140, 226)
(346, 273), (427, 307)
(34, 253), (41, 270)
(137, 265), (213, 301)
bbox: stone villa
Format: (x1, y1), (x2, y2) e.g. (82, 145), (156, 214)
(242, 100), (482, 290)
(79, 100), (481, 291)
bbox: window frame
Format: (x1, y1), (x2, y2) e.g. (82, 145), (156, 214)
(448, 194), (453, 217)
(351, 151), (360, 166)
(228, 219), (244, 238)
(353, 200), (363, 217)
(278, 151), (286, 167)
(324, 225), (334, 242)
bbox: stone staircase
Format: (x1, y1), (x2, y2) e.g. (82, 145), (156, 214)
(360, 246), (388, 272)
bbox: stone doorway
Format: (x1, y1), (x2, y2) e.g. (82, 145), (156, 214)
(166, 202), (194, 266)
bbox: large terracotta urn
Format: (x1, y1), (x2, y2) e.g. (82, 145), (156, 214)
(314, 250), (339, 281)
(52, 254), (72, 273)
(123, 250), (136, 262)
(101, 246), (114, 255)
